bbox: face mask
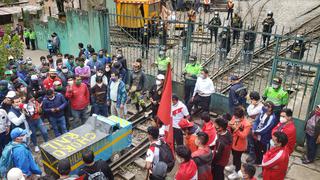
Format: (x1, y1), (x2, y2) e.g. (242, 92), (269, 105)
(20, 87), (26, 92)
(76, 80), (82, 86)
(48, 95), (55, 100)
(200, 74), (205, 79)
(270, 139), (275, 148)
(80, 63), (84, 68)
(105, 67), (110, 72)
(99, 55), (103, 58)
(57, 65), (62, 69)
(272, 83), (279, 89)
(50, 75), (56, 79)
(68, 80), (74, 86)
(280, 117), (287, 123)
(62, 68), (68, 73)
(156, 80), (161, 85)
(111, 77), (117, 82)
(22, 135), (27, 143)
(93, 57), (97, 61)
(27, 61), (32, 65)
(97, 72), (103, 76)
(116, 53), (122, 58)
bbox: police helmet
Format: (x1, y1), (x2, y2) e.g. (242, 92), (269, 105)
(267, 11), (273, 17)
(214, 11), (219, 16)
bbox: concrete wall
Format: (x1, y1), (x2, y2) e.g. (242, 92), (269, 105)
(34, 9), (109, 55)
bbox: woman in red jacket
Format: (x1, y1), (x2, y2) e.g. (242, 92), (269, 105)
(226, 107), (251, 180)
(175, 145), (198, 180)
(271, 108), (296, 155)
(262, 131), (289, 180)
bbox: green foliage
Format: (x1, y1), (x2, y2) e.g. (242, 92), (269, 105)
(0, 25), (24, 77)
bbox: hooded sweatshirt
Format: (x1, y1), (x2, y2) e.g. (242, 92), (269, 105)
(175, 160), (198, 180)
(192, 147), (213, 180)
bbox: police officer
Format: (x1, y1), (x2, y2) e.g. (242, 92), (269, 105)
(287, 35), (306, 77)
(229, 75), (247, 114)
(154, 48), (171, 75)
(208, 12), (222, 43)
(158, 21), (167, 47)
(218, 27), (231, 62)
(183, 56), (202, 104)
(141, 23), (151, 59)
(149, 74), (165, 117)
(262, 11), (275, 48)
(29, 29), (36, 50)
(231, 13), (243, 45)
(24, 28), (30, 49)
(243, 26), (257, 64)
(263, 77), (289, 121)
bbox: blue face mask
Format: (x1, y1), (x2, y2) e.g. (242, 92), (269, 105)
(111, 77), (117, 82)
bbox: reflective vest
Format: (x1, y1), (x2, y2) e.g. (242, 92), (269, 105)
(29, 31), (36, 40)
(24, 31), (30, 38)
(184, 63), (202, 78)
(263, 87), (289, 106)
(156, 57), (171, 71)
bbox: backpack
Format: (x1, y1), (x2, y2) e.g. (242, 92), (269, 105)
(0, 142), (21, 177)
(151, 140), (175, 172)
(82, 169), (108, 180)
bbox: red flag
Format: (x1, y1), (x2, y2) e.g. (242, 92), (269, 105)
(157, 63), (174, 155)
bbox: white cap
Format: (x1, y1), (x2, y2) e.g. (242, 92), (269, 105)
(31, 74), (38, 81)
(7, 168), (25, 180)
(6, 91), (16, 98)
(8, 55), (14, 60)
(53, 81), (61, 86)
(157, 74), (165, 80)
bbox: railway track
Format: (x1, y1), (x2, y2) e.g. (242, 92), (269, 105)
(216, 15), (320, 94)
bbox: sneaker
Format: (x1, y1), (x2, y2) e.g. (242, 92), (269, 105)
(35, 146), (40, 153)
(228, 171), (240, 180)
(225, 165), (235, 172)
(302, 159), (313, 164)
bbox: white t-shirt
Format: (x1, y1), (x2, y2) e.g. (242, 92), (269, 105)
(172, 101), (189, 128)
(247, 102), (263, 118)
(146, 140), (161, 171)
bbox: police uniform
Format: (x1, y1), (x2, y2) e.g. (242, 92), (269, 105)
(155, 56), (171, 75)
(208, 15), (222, 43)
(287, 41), (306, 77)
(24, 30), (30, 49)
(262, 17), (275, 47)
(141, 24), (151, 58)
(184, 61), (202, 103)
(29, 31), (36, 50)
(231, 15), (243, 45)
(218, 29), (231, 62)
(243, 28), (257, 64)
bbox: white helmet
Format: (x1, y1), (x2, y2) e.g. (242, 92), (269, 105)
(7, 168), (25, 180)
(157, 74), (165, 80)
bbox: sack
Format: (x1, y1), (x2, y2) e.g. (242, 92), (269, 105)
(235, 86), (248, 98)
(151, 140), (175, 172)
(83, 169), (108, 180)
(0, 142), (20, 177)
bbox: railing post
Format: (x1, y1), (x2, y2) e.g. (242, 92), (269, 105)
(183, 21), (192, 64)
(269, 35), (282, 85)
(102, 9), (111, 53)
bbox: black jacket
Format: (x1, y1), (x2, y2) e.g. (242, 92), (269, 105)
(78, 160), (114, 180)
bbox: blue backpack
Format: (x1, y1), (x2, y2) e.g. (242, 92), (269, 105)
(0, 142), (22, 178)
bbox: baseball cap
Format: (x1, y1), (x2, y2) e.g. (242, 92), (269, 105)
(6, 91), (16, 98)
(53, 81), (62, 86)
(4, 70), (13, 75)
(31, 74), (38, 81)
(230, 75), (239, 81)
(49, 69), (57, 74)
(178, 118), (194, 129)
(272, 77), (282, 84)
(10, 127), (28, 139)
(7, 168), (25, 180)
(157, 74), (165, 80)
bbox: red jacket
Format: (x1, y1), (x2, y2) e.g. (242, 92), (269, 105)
(202, 121), (216, 146)
(175, 159), (198, 180)
(65, 83), (90, 110)
(272, 121), (296, 155)
(43, 77), (62, 90)
(229, 116), (251, 151)
(192, 148), (213, 180)
(262, 146), (289, 180)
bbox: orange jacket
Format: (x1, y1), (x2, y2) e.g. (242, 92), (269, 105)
(229, 116), (251, 151)
(227, 1), (234, 9)
(185, 134), (198, 153)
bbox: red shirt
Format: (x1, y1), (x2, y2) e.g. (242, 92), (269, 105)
(191, 148), (213, 180)
(185, 134), (198, 153)
(272, 121), (296, 155)
(175, 160), (198, 180)
(43, 77), (62, 90)
(262, 146), (289, 180)
(202, 121), (216, 146)
(65, 83), (90, 110)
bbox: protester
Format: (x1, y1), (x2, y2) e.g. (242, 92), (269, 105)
(172, 94), (190, 146)
(178, 118), (198, 153)
(91, 76), (108, 116)
(238, 163), (257, 180)
(74, 57), (91, 86)
(43, 69), (62, 90)
(149, 74), (164, 117)
(201, 112), (216, 147)
(192, 132), (213, 180)
(272, 108), (296, 155)
(78, 150), (114, 180)
(175, 145), (198, 180)
(57, 159), (78, 180)
(262, 131), (289, 180)
(212, 117), (232, 180)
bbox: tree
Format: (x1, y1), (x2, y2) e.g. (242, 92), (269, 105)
(0, 25), (24, 77)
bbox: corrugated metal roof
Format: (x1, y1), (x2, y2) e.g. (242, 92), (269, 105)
(0, 4), (41, 16)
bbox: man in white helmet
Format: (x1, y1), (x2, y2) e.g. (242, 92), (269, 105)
(7, 168), (25, 180)
(262, 11), (275, 48)
(149, 74), (165, 117)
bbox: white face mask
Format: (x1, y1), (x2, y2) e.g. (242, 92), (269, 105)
(22, 135), (27, 143)
(280, 117), (287, 123)
(200, 74), (205, 79)
(68, 81), (74, 86)
(105, 67), (110, 72)
(62, 68), (68, 73)
(156, 80), (162, 85)
(20, 87), (26, 92)
(97, 72), (103, 76)
(272, 83), (279, 89)
(270, 139), (275, 148)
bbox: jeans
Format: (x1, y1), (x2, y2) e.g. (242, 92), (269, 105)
(212, 164), (225, 180)
(93, 103), (108, 117)
(173, 128), (184, 146)
(29, 119), (49, 146)
(306, 133), (318, 161)
(71, 106), (90, 127)
(232, 150), (244, 172)
(49, 116), (68, 137)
